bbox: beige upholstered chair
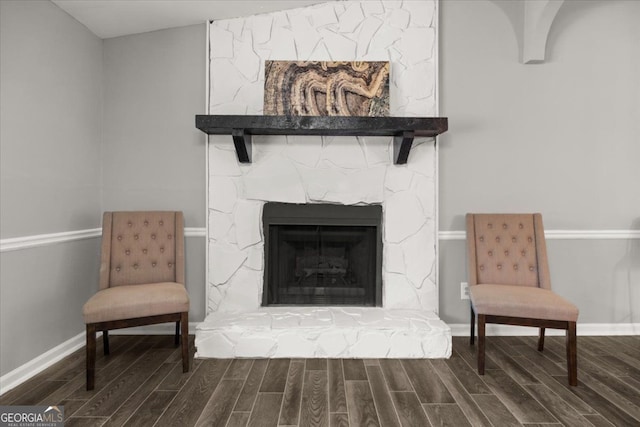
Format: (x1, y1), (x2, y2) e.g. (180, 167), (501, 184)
(83, 211), (190, 390)
(466, 213), (579, 386)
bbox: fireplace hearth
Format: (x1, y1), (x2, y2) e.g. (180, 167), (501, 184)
(263, 203), (382, 307)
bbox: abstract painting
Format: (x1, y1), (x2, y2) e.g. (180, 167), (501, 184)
(264, 61), (390, 117)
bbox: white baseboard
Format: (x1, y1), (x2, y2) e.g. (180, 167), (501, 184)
(449, 323), (640, 336)
(0, 332), (86, 395)
(108, 322), (199, 336)
(575, 323), (640, 336)
(0, 323), (198, 396)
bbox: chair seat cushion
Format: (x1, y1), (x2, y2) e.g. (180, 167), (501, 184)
(83, 282), (189, 324)
(470, 284), (578, 322)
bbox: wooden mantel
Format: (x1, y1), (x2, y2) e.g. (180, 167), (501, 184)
(195, 115), (448, 165)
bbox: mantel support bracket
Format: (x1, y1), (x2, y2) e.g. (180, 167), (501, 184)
(231, 128), (418, 165)
(393, 131), (415, 165)
(232, 129), (252, 163)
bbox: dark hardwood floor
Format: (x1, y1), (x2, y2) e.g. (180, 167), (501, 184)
(1, 334), (639, 426)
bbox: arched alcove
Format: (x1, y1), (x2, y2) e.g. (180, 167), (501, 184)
(490, 0), (566, 63)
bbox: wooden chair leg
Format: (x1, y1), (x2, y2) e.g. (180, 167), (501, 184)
(181, 312), (189, 373)
(477, 314), (486, 375)
(174, 321), (180, 347)
(567, 321), (577, 386)
(470, 305), (475, 345)
(86, 324), (96, 391)
(538, 327), (545, 351)
(103, 330), (110, 355)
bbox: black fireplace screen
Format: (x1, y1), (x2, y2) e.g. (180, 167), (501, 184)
(263, 203), (382, 306)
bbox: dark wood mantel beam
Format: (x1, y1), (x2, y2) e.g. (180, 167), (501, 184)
(196, 115), (448, 165)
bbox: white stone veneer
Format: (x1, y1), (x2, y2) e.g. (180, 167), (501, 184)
(197, 308), (451, 358)
(198, 0), (451, 358)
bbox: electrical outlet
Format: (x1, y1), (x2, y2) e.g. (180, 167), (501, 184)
(461, 282), (469, 300)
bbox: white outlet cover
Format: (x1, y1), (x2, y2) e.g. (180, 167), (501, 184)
(461, 282), (469, 300)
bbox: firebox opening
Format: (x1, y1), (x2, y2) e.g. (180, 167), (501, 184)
(263, 203), (382, 307)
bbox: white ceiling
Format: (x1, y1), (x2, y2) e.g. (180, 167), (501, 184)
(52, 0), (333, 39)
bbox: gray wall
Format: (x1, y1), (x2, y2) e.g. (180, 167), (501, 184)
(102, 25), (207, 322)
(0, 240), (101, 375)
(0, 0), (102, 237)
(438, 0), (640, 323)
(0, 8), (206, 376)
(0, 0), (103, 375)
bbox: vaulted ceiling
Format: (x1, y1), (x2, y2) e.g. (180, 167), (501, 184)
(52, 0), (333, 39)
(52, 0), (570, 63)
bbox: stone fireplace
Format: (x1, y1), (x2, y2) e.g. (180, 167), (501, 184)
(195, 0), (451, 358)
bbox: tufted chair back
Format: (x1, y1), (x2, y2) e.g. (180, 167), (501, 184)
(99, 211), (185, 289)
(466, 213), (551, 290)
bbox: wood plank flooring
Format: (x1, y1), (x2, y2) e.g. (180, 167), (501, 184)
(1, 335), (639, 426)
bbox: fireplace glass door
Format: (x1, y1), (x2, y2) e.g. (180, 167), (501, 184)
(263, 203), (382, 306)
